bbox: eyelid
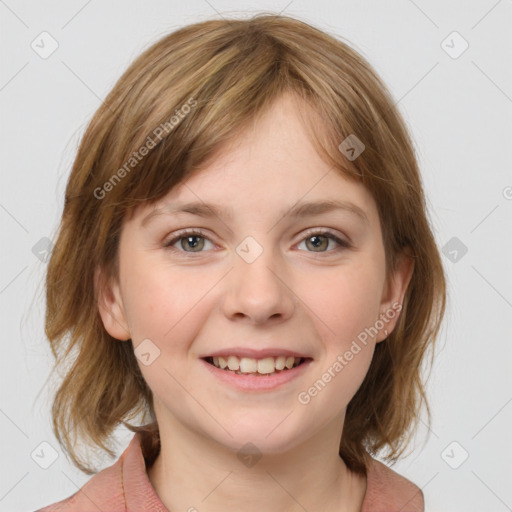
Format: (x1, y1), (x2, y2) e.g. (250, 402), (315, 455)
(163, 228), (215, 252)
(163, 227), (352, 254)
(300, 227), (352, 248)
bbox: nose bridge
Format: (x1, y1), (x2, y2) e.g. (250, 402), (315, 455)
(223, 234), (294, 322)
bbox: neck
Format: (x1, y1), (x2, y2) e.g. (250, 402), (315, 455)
(146, 414), (367, 512)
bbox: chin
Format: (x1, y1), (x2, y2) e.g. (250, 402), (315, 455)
(213, 416), (305, 455)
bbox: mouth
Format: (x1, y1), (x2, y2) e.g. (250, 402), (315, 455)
(202, 355), (311, 376)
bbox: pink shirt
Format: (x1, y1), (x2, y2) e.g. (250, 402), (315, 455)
(37, 432), (424, 511)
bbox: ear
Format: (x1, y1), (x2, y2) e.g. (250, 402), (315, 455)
(375, 248), (414, 343)
(94, 265), (131, 341)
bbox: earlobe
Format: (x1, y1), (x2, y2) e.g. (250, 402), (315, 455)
(94, 266), (131, 341)
(376, 250), (414, 343)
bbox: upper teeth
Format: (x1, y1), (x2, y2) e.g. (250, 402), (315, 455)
(212, 355), (301, 374)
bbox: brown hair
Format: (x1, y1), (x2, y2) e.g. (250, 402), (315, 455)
(44, 13), (446, 475)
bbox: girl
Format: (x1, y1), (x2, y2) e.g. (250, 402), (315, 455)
(38, 13), (446, 512)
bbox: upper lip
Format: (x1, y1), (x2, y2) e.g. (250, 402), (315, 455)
(201, 348), (312, 359)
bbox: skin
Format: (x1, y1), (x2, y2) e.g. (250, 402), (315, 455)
(97, 92), (413, 512)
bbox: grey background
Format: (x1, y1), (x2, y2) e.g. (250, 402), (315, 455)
(1, 1), (511, 511)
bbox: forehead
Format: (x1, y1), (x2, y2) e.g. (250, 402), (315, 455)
(129, 93), (379, 229)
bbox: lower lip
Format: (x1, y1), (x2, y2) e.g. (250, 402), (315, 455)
(201, 358), (313, 391)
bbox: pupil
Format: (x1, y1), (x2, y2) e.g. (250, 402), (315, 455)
(184, 236), (202, 250)
(309, 235), (326, 251)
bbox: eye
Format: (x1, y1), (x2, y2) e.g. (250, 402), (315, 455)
(163, 229), (214, 253)
(163, 228), (351, 255)
(297, 229), (351, 255)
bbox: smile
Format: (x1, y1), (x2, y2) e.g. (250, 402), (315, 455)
(201, 355), (313, 392)
(204, 355), (306, 376)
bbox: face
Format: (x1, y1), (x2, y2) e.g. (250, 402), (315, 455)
(97, 93), (412, 455)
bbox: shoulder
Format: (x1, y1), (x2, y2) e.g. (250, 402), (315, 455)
(35, 458), (125, 511)
(361, 457), (424, 512)
(35, 430), (166, 512)
(35, 455), (125, 512)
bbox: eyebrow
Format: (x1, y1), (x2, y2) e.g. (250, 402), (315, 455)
(141, 199), (369, 227)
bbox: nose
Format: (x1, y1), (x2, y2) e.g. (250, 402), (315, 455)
(221, 242), (295, 325)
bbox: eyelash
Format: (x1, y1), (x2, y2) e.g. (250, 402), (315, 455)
(163, 228), (351, 256)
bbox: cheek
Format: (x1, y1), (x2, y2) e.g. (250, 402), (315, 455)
(299, 268), (380, 414)
(301, 259), (385, 347)
(120, 253), (210, 341)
